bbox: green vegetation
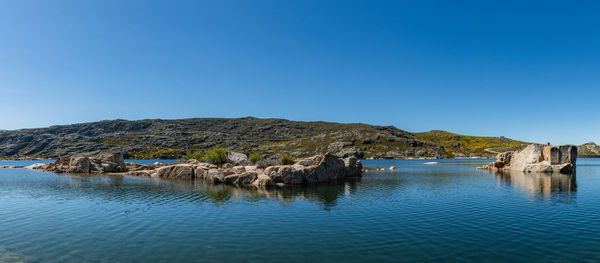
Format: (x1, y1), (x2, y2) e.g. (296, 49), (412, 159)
(183, 150), (204, 161)
(184, 147), (227, 165)
(249, 152), (262, 163)
(129, 147), (180, 159)
(201, 147), (228, 165)
(280, 154), (295, 165)
(414, 130), (526, 157)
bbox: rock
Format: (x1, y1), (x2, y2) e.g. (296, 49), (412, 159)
(225, 172), (258, 185)
(0, 165), (16, 168)
(34, 153), (363, 187)
(24, 163), (47, 169)
(327, 141), (353, 153)
(68, 157), (91, 173)
(226, 152), (249, 165)
(126, 163), (147, 171)
(232, 166), (246, 174)
(206, 169), (225, 183)
(496, 151), (513, 164)
(264, 154), (362, 185)
(186, 159), (202, 164)
(345, 157), (363, 177)
(222, 169), (235, 176)
(555, 163), (574, 174)
(127, 170), (152, 177)
(389, 166), (396, 170)
(525, 161), (553, 173)
(43, 153), (129, 174)
(96, 153), (127, 172)
(296, 155), (324, 166)
(509, 144), (545, 171)
(253, 173), (275, 187)
(152, 164), (194, 178)
(194, 167), (208, 179)
(482, 144), (577, 174)
(335, 147), (364, 158)
(244, 165), (257, 173)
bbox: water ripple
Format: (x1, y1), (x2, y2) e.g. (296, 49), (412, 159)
(1, 159), (600, 262)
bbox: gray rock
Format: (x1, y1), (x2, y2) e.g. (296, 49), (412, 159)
(264, 154), (362, 185)
(226, 152), (249, 165)
(206, 169), (225, 183)
(482, 144), (577, 174)
(153, 164), (194, 178)
(232, 166), (246, 174)
(68, 157), (91, 173)
(335, 147), (364, 158)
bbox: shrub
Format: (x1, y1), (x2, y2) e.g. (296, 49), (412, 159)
(183, 150), (203, 160)
(280, 154), (295, 165)
(184, 147), (227, 165)
(201, 147), (228, 165)
(249, 152), (262, 163)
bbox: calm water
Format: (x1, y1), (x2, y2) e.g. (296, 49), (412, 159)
(1, 159), (600, 262)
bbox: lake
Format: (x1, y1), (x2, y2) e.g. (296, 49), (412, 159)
(1, 158), (599, 262)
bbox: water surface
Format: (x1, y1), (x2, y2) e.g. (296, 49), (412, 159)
(1, 159), (600, 262)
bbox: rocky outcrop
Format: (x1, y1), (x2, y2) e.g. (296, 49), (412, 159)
(33, 153), (127, 173)
(481, 144), (577, 174)
(29, 153), (363, 187)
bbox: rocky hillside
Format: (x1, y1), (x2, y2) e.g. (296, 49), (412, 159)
(0, 117), (528, 159)
(578, 142), (600, 157)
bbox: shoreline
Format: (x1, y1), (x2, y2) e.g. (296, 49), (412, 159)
(1, 156), (496, 161)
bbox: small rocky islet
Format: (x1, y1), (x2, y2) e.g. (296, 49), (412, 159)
(23, 152), (363, 187)
(480, 143), (577, 174)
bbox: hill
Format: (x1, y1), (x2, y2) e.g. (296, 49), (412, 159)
(0, 117), (529, 159)
(578, 142), (600, 157)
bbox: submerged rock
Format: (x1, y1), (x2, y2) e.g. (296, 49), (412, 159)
(481, 144), (577, 174)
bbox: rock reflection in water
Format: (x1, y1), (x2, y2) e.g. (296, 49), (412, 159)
(494, 170), (576, 202)
(54, 172), (362, 209)
(192, 178), (362, 209)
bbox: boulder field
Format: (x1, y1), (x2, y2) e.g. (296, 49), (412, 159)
(480, 144), (577, 174)
(27, 153), (363, 187)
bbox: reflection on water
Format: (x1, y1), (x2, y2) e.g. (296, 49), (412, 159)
(17, 171), (362, 210)
(191, 178), (361, 210)
(494, 170), (577, 203)
(3, 159), (600, 263)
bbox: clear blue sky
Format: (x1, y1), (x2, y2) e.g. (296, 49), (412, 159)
(1, 0), (598, 144)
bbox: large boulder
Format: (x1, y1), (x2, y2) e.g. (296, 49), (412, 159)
(263, 154), (362, 185)
(152, 164), (195, 178)
(226, 152), (249, 165)
(68, 156), (91, 173)
(482, 144), (577, 174)
(90, 153), (127, 173)
(509, 144), (545, 171)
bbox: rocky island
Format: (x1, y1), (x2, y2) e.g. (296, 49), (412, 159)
(25, 152), (363, 187)
(481, 144), (577, 174)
